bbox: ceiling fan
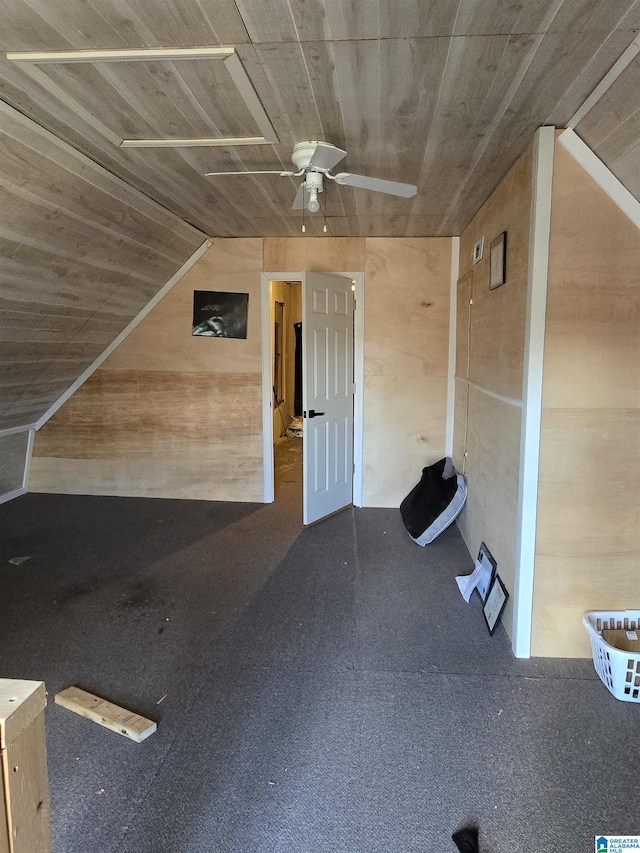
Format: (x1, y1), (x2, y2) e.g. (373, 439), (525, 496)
(204, 140), (417, 212)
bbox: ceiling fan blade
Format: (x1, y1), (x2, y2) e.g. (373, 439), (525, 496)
(204, 170), (296, 177)
(292, 183), (306, 209)
(308, 141), (347, 172)
(333, 172), (417, 198)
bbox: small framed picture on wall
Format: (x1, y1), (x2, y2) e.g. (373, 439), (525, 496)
(192, 290), (249, 339)
(489, 231), (507, 289)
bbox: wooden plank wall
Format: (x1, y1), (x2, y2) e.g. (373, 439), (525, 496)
(0, 101), (205, 432)
(31, 237), (452, 508)
(31, 240), (264, 501)
(263, 236), (452, 507)
(0, 432), (29, 498)
(363, 238), (451, 506)
(454, 145), (533, 637)
(531, 141), (640, 657)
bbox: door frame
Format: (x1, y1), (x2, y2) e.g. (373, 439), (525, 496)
(261, 271), (364, 507)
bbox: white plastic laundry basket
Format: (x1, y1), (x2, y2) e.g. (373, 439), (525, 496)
(583, 610), (640, 703)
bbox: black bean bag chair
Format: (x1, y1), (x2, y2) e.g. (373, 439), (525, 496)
(400, 457), (467, 545)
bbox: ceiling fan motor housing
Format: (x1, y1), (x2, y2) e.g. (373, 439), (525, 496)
(304, 171), (324, 194)
(292, 140), (332, 172)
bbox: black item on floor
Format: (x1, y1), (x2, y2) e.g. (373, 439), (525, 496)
(452, 827), (479, 853)
(400, 457), (467, 545)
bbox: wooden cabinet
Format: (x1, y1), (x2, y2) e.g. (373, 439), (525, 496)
(0, 680), (51, 853)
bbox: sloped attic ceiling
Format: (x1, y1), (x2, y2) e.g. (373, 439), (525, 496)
(1, 0), (639, 239)
(0, 99), (207, 432)
(574, 51), (640, 198)
(1, 0), (640, 437)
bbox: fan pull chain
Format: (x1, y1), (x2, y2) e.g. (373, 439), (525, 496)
(320, 190), (329, 234)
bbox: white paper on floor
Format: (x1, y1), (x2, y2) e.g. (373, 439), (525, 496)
(455, 559), (492, 603)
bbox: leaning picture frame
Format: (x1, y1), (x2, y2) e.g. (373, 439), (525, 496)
(483, 574), (509, 635)
(475, 541), (497, 602)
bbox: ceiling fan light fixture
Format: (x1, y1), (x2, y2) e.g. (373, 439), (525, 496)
(307, 191), (320, 213)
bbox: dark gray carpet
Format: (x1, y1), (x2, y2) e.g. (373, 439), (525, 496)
(0, 479), (636, 852)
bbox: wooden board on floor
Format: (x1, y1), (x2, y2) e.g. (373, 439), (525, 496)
(55, 687), (157, 743)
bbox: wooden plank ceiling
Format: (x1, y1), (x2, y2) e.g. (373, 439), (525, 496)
(1, 0), (639, 238)
(575, 52), (640, 199)
(0, 100), (205, 431)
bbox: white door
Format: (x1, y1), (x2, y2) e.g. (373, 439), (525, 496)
(302, 272), (354, 525)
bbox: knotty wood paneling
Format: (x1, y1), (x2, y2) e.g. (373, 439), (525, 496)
(263, 238), (365, 272)
(363, 375), (449, 508)
(531, 140), (640, 657)
(1, 0), (637, 238)
(455, 271), (472, 381)
(452, 379), (468, 475)
(105, 239), (263, 374)
(0, 101), (205, 432)
(0, 0), (250, 51)
(31, 370), (264, 500)
(31, 239), (264, 501)
(32, 236), (453, 508)
(363, 237), (451, 506)
(236, 0), (640, 41)
(454, 142), (534, 640)
(459, 143), (532, 401)
(455, 385), (522, 636)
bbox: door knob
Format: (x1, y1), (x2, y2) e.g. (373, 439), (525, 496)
(305, 409), (325, 418)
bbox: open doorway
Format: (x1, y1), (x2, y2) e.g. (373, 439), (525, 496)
(261, 271), (365, 519)
(270, 280), (303, 505)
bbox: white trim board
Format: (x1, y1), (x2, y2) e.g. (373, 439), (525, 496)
(512, 125), (555, 659)
(352, 273), (365, 509)
(23, 429), (35, 491)
(445, 237), (459, 457)
(6, 47), (236, 62)
(7, 47), (279, 148)
(566, 33), (640, 130)
(35, 240), (211, 431)
(0, 486), (27, 506)
(260, 277), (276, 504)
(558, 129), (640, 230)
(260, 271), (364, 508)
(0, 424), (37, 437)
